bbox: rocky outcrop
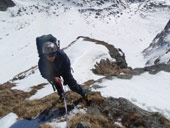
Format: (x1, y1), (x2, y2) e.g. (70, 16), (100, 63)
(116, 63), (170, 80)
(82, 37), (128, 68)
(70, 92), (170, 128)
(133, 63), (170, 75)
(0, 0), (15, 11)
(128, 0), (145, 3)
(143, 19), (170, 65)
(79, 36), (129, 76)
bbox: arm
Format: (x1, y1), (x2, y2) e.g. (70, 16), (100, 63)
(38, 58), (54, 81)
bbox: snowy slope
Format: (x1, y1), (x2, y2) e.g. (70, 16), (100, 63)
(1, 0), (169, 83)
(1, 0), (170, 127)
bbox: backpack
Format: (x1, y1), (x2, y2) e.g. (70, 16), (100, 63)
(36, 34), (60, 57)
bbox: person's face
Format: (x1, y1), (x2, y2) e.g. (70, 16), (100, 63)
(47, 56), (55, 62)
(46, 52), (56, 62)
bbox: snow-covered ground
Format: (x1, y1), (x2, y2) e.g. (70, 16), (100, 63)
(1, 0), (170, 127)
(93, 71), (170, 119)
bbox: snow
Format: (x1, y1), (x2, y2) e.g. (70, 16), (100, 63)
(11, 69), (47, 92)
(0, 113), (18, 128)
(29, 83), (54, 100)
(165, 34), (170, 42)
(1, 0), (170, 127)
(65, 38), (114, 83)
(93, 71), (170, 119)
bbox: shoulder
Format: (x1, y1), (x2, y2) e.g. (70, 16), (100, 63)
(56, 49), (68, 58)
(57, 49), (66, 55)
(55, 49), (70, 64)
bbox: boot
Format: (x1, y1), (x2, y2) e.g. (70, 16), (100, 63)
(58, 96), (64, 103)
(83, 93), (92, 105)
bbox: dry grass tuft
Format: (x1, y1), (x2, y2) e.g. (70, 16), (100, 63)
(122, 113), (146, 127)
(13, 91), (82, 119)
(0, 83), (46, 118)
(38, 123), (52, 128)
(120, 68), (132, 74)
(13, 92), (59, 119)
(69, 114), (121, 128)
(90, 91), (107, 106)
(92, 59), (121, 76)
(159, 116), (170, 127)
(83, 80), (95, 86)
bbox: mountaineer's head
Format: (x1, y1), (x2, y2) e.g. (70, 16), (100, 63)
(42, 41), (57, 62)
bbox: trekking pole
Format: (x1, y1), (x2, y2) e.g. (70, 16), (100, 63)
(63, 86), (69, 128)
(59, 78), (70, 128)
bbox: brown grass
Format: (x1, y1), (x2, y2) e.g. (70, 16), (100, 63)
(13, 91), (82, 119)
(12, 91), (106, 119)
(13, 92), (60, 119)
(69, 114), (122, 128)
(159, 116), (170, 127)
(0, 82), (84, 120)
(90, 91), (106, 106)
(120, 68), (132, 74)
(92, 59), (121, 76)
(122, 113), (146, 127)
(38, 124), (52, 128)
(83, 80), (95, 86)
(0, 83), (46, 118)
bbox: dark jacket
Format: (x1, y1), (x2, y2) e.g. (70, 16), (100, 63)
(38, 49), (84, 96)
(38, 49), (70, 80)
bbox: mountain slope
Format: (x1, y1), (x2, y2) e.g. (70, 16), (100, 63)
(143, 20), (170, 65)
(1, 0), (170, 128)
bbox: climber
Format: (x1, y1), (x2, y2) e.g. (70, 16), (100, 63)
(37, 36), (91, 103)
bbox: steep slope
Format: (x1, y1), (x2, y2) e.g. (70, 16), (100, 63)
(143, 20), (170, 65)
(1, 0), (170, 127)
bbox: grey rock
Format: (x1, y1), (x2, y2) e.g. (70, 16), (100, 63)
(87, 105), (102, 115)
(74, 121), (89, 128)
(117, 73), (133, 79)
(0, 0), (15, 11)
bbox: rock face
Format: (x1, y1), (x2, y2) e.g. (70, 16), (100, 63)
(68, 0), (128, 18)
(128, 0), (145, 2)
(143, 19), (170, 65)
(70, 92), (170, 128)
(0, 0), (15, 11)
(132, 63), (170, 75)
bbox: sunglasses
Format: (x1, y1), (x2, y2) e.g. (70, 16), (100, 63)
(46, 52), (56, 58)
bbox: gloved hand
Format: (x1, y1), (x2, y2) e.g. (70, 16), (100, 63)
(54, 77), (62, 85)
(83, 93), (92, 105)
